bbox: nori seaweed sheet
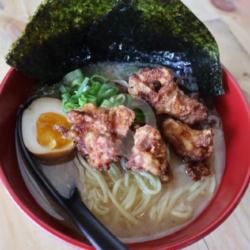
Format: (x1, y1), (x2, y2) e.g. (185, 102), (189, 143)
(6, 0), (224, 96)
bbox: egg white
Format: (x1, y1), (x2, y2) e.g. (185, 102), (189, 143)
(22, 97), (73, 156)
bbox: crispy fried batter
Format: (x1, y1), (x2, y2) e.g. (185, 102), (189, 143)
(127, 125), (170, 182)
(59, 104), (135, 169)
(128, 67), (172, 104)
(110, 106), (136, 137)
(163, 118), (213, 161)
(78, 130), (122, 170)
(128, 67), (207, 124)
(185, 161), (211, 181)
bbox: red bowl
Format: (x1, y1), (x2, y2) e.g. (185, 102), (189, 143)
(0, 68), (249, 249)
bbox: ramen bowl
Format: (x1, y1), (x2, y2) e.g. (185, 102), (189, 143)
(0, 68), (249, 249)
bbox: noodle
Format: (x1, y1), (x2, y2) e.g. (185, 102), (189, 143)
(171, 203), (193, 219)
(132, 172), (161, 195)
(93, 203), (110, 215)
(112, 179), (123, 197)
(124, 172), (130, 188)
(107, 190), (139, 224)
(75, 151), (219, 241)
(167, 189), (188, 212)
(187, 178), (210, 202)
(77, 155), (139, 224)
(121, 184), (138, 209)
(157, 192), (170, 222)
(109, 163), (122, 181)
(25, 62), (225, 243)
(132, 194), (152, 216)
(77, 156), (109, 203)
(208, 176), (216, 194)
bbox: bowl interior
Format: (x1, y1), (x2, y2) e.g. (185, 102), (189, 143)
(0, 69), (249, 250)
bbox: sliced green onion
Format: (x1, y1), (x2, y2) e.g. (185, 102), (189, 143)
(134, 108), (145, 124)
(72, 78), (83, 87)
(101, 99), (113, 108)
(76, 77), (89, 95)
(59, 85), (67, 94)
(64, 102), (77, 110)
(63, 69), (84, 83)
(60, 70), (146, 125)
(115, 94), (126, 104)
(90, 75), (107, 83)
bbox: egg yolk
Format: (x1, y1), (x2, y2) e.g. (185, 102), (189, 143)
(36, 112), (72, 150)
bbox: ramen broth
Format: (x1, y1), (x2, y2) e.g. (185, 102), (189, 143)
(18, 62), (226, 243)
(75, 121), (225, 243)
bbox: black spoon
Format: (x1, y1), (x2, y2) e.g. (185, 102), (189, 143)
(16, 101), (128, 250)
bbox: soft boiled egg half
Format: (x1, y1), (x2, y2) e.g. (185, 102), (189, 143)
(22, 97), (75, 163)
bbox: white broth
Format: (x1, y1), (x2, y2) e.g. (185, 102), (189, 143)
(18, 62), (225, 243)
(75, 117), (225, 243)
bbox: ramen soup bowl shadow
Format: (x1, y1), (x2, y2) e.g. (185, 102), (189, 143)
(0, 68), (249, 249)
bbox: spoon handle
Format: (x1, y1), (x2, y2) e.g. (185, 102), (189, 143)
(16, 105), (127, 250)
(66, 189), (128, 250)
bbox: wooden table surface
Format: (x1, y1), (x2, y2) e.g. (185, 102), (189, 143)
(0, 0), (249, 249)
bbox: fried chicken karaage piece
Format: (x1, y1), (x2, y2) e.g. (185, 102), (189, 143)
(163, 118), (213, 161)
(127, 125), (170, 182)
(57, 104), (135, 169)
(185, 161), (211, 181)
(128, 67), (207, 124)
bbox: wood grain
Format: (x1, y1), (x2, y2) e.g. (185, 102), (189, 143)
(0, 1), (249, 249)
